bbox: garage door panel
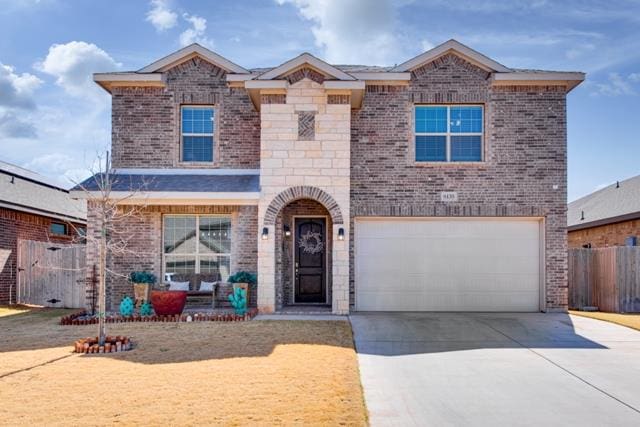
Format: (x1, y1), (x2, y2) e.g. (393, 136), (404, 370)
(355, 218), (542, 312)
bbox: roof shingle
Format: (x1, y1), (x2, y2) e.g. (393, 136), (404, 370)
(568, 175), (640, 229)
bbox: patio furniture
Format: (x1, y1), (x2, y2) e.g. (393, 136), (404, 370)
(170, 273), (220, 309)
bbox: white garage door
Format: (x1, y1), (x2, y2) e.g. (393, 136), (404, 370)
(355, 218), (542, 312)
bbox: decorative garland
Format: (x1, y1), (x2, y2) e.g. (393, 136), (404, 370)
(298, 230), (324, 254)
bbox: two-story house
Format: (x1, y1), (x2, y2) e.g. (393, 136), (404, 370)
(76, 40), (584, 314)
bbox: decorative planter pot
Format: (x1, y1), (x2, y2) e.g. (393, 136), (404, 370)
(133, 283), (152, 307)
(150, 290), (187, 316)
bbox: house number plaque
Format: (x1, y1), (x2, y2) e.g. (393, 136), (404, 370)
(440, 191), (458, 202)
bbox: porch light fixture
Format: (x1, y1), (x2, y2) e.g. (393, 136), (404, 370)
(283, 224), (291, 237)
(338, 227), (345, 240)
(261, 227), (269, 240)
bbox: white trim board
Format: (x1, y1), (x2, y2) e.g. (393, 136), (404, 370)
(69, 191), (260, 205)
(111, 168), (260, 176)
(257, 53), (356, 81)
(138, 43), (249, 74)
(393, 39), (511, 73)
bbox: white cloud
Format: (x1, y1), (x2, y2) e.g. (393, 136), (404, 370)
(629, 73), (640, 83)
(146, 0), (177, 31)
(421, 39), (434, 52)
(0, 111), (37, 138)
(179, 13), (214, 48)
(36, 41), (120, 97)
(591, 72), (637, 96)
(275, 0), (407, 65)
(0, 62), (42, 138)
(565, 43), (595, 60)
(4, 100), (111, 187)
(0, 62), (42, 109)
(2, 41), (116, 185)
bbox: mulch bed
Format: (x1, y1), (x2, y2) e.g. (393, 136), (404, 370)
(61, 309), (259, 325)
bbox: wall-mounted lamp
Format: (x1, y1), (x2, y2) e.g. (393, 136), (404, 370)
(261, 227), (269, 240)
(283, 224), (291, 237)
(338, 227), (345, 241)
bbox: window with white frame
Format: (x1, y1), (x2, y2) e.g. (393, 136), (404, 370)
(415, 105), (483, 162)
(181, 106), (214, 162)
(163, 215), (231, 280)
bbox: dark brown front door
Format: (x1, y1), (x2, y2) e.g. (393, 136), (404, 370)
(294, 218), (326, 303)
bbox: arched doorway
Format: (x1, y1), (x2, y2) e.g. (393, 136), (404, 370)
(258, 186), (347, 314)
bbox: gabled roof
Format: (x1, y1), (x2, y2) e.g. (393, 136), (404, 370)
(138, 43), (249, 74)
(256, 52), (356, 81)
(393, 39), (511, 73)
(568, 174), (640, 230)
(94, 40), (584, 95)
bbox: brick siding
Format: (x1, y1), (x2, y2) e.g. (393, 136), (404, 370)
(111, 57), (260, 169)
(0, 207), (84, 304)
(102, 51), (571, 313)
(569, 219), (640, 248)
(85, 203), (257, 310)
(350, 53), (569, 311)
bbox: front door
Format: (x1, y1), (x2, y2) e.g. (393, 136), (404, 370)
(294, 218), (326, 303)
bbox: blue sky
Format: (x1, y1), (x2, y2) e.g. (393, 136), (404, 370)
(0, 0), (639, 201)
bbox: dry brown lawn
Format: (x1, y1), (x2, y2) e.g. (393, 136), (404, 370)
(0, 306), (367, 426)
(570, 310), (640, 332)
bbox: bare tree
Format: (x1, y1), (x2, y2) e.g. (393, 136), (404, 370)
(71, 151), (151, 346)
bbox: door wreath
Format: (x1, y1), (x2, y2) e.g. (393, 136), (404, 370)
(298, 230), (324, 254)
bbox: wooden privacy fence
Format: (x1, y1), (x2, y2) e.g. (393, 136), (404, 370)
(569, 246), (640, 313)
(17, 239), (86, 308)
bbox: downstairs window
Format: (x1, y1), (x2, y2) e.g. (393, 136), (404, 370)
(163, 215), (231, 281)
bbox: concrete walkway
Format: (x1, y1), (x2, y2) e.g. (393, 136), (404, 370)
(350, 312), (640, 427)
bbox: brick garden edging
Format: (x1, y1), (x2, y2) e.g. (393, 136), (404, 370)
(74, 336), (133, 354)
(61, 308), (259, 325)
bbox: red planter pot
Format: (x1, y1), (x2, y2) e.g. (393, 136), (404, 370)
(150, 290), (187, 316)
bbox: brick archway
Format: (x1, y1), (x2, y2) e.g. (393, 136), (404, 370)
(263, 186), (344, 226)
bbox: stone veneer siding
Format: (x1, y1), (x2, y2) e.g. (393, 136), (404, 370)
(257, 79), (351, 314)
(569, 219), (640, 249)
(86, 203), (257, 310)
(111, 57), (260, 169)
(0, 207), (84, 304)
(350, 54), (569, 311)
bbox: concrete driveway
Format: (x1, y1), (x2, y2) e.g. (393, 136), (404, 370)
(350, 312), (640, 426)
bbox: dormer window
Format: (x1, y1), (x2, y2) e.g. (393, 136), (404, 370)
(181, 106), (214, 162)
(415, 105), (483, 162)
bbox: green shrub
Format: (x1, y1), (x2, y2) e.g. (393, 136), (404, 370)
(129, 271), (157, 284)
(227, 271), (257, 285)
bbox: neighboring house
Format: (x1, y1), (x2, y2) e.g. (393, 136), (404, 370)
(0, 161), (87, 304)
(75, 39), (584, 314)
(568, 175), (640, 248)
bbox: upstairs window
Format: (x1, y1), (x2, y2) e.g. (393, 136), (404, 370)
(181, 106), (214, 162)
(415, 105), (483, 162)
